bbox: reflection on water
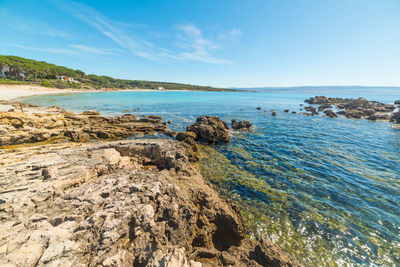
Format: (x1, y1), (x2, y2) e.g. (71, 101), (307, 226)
(22, 89), (400, 266)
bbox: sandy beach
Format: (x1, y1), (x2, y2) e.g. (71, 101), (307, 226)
(0, 84), (95, 111)
(0, 84), (89, 101)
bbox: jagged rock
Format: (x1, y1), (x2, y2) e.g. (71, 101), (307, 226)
(256, 107), (261, 110)
(0, 139), (299, 266)
(271, 112), (277, 116)
(303, 96), (398, 123)
(187, 116), (230, 143)
(81, 110), (100, 115)
(0, 108), (166, 147)
(176, 131), (198, 152)
(323, 110), (337, 118)
(176, 131), (197, 141)
(231, 119), (252, 130)
(318, 104), (332, 112)
(305, 106), (318, 115)
(362, 109), (375, 116)
(284, 109), (289, 113)
(394, 100), (400, 105)
(305, 96), (328, 104)
(390, 111), (400, 123)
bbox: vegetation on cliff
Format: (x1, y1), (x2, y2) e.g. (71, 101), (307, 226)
(0, 55), (232, 91)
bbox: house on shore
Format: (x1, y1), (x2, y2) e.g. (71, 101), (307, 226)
(56, 76), (75, 83)
(156, 86), (165, 90)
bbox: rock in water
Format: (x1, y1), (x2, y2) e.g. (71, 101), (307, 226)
(231, 119), (252, 130)
(323, 110), (337, 118)
(187, 116), (230, 143)
(390, 111), (400, 124)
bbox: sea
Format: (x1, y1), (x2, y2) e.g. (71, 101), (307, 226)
(21, 86), (400, 266)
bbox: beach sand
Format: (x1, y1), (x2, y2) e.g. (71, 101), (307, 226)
(0, 84), (93, 111)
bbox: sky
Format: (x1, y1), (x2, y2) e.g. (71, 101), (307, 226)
(0, 0), (399, 88)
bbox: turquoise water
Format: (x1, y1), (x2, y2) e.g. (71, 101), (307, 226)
(22, 89), (400, 266)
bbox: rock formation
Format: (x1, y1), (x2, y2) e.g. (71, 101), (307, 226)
(231, 119), (252, 130)
(0, 139), (299, 266)
(187, 116), (230, 143)
(303, 96), (400, 123)
(0, 103), (169, 147)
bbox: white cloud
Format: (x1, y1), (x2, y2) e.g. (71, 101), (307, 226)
(3, 43), (77, 55)
(69, 44), (117, 55)
(0, 8), (72, 38)
(176, 24), (233, 65)
(51, 1), (237, 65)
(219, 29), (243, 42)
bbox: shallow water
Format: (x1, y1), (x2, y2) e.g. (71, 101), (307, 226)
(22, 88), (400, 266)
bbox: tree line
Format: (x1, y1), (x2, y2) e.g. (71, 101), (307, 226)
(0, 55), (231, 91)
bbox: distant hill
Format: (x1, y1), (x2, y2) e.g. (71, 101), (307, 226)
(0, 55), (231, 91)
(231, 86), (400, 92)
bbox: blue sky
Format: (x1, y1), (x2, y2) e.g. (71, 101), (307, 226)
(0, 0), (399, 87)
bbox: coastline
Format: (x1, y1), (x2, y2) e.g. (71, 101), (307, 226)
(0, 93), (299, 265)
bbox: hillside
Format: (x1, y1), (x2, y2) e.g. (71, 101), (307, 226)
(0, 55), (231, 91)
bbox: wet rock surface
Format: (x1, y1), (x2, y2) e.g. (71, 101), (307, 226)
(0, 139), (299, 266)
(187, 116), (230, 143)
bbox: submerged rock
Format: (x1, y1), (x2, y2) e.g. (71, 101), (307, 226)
(231, 119), (252, 130)
(187, 116), (230, 143)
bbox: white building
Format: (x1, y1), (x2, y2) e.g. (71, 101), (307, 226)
(156, 86), (164, 90)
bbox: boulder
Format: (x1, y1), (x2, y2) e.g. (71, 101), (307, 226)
(323, 110), (337, 118)
(305, 96), (328, 104)
(390, 111), (400, 123)
(187, 116), (230, 143)
(362, 109), (375, 116)
(284, 109), (289, 113)
(394, 100), (400, 105)
(271, 112), (277, 116)
(231, 119), (252, 130)
(318, 104), (333, 112)
(305, 106), (318, 115)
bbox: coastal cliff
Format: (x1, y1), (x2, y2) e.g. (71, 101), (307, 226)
(0, 107), (299, 266)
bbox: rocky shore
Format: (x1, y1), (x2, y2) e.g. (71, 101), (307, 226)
(261, 95), (400, 124)
(0, 105), (299, 266)
(303, 96), (400, 123)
